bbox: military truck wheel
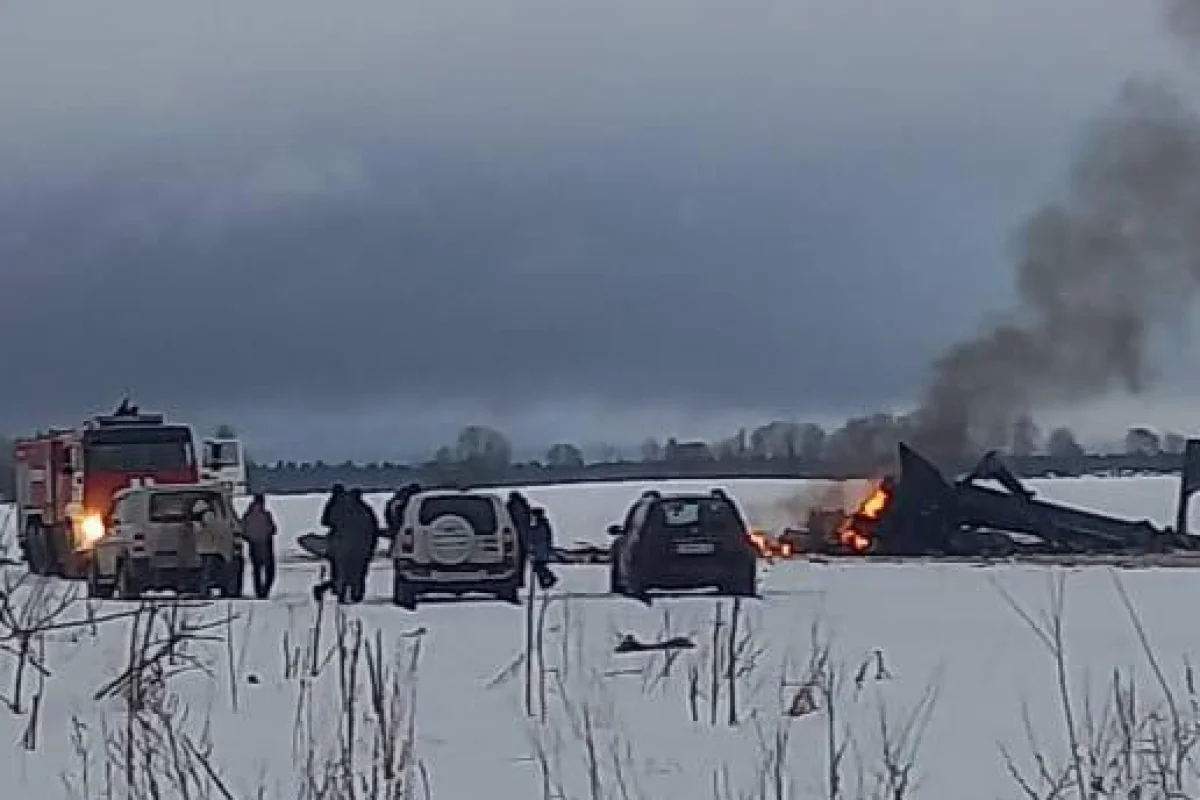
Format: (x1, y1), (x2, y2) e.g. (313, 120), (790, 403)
(24, 521), (47, 576)
(392, 572), (417, 610)
(198, 555), (231, 598)
(176, 569), (204, 597)
(221, 555), (244, 599)
(116, 559), (146, 600)
(721, 562), (757, 597)
(43, 525), (69, 577)
(86, 560), (115, 600)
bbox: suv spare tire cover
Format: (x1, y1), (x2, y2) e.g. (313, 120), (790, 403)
(426, 514), (476, 565)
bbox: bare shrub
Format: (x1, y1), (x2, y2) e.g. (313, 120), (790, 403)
(684, 599), (769, 726)
(528, 658), (646, 800)
(522, 599), (936, 800)
(846, 674), (940, 800)
(747, 618), (938, 800)
(995, 570), (1200, 800)
(290, 609), (427, 800)
(60, 597), (428, 800)
(61, 599), (241, 800)
(0, 568), (143, 752)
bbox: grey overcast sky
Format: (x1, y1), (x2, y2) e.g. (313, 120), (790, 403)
(0, 0), (1193, 460)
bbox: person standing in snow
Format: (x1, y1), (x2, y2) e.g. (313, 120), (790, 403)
(313, 483), (352, 602)
(340, 488), (381, 603)
(385, 482), (422, 535)
(240, 494), (278, 599)
(507, 491), (534, 584)
(526, 507), (559, 590)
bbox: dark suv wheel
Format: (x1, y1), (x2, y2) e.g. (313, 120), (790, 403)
(721, 559), (757, 597)
(608, 540), (624, 594)
(392, 570), (417, 610)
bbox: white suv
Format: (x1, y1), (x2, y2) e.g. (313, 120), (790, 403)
(389, 490), (521, 609)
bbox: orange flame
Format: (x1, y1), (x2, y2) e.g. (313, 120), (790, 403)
(860, 486), (889, 519)
(748, 529), (796, 560)
(837, 482), (892, 554)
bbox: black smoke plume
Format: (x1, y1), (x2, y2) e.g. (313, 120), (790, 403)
(911, 5), (1200, 466)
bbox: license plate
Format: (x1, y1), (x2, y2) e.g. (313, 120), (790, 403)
(676, 542), (715, 555)
(431, 570), (484, 581)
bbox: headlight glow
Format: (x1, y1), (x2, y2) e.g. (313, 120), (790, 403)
(80, 515), (105, 544)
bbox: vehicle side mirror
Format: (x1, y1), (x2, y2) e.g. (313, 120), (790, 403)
(607, 524), (623, 536)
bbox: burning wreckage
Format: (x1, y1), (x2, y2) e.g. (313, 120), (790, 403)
(780, 440), (1200, 559)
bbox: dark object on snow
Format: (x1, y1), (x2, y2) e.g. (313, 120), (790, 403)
(298, 532), (391, 561)
(551, 544), (610, 564)
(614, 634), (696, 653)
(298, 533), (331, 559)
(838, 442), (1200, 557)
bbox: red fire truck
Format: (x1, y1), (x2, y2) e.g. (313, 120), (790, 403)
(12, 402), (200, 578)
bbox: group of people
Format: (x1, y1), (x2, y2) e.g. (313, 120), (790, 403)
(229, 484), (562, 604)
(313, 484), (381, 603)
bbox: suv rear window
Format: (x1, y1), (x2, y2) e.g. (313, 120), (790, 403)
(662, 499), (702, 526)
(656, 497), (744, 533)
(417, 495), (498, 534)
(149, 490), (226, 523)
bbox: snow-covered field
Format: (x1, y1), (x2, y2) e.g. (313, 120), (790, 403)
(0, 475), (1199, 799)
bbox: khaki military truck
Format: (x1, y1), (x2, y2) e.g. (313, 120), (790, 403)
(87, 482), (245, 600)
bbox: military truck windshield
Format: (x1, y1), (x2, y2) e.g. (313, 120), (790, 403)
(418, 495), (498, 534)
(149, 490), (227, 523)
(84, 426), (194, 473)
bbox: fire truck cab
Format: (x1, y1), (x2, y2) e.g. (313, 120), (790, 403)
(12, 405), (200, 579)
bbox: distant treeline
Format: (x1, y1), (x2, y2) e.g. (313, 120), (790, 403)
(2, 420), (1192, 501)
(247, 450), (1190, 496)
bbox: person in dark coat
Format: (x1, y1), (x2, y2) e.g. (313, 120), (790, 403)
(385, 482), (422, 535)
(526, 507), (559, 590)
(240, 494), (278, 599)
(506, 491), (534, 585)
(339, 488), (381, 604)
(313, 483), (351, 602)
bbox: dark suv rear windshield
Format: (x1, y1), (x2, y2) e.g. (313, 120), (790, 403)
(418, 495), (498, 533)
(658, 497), (744, 532)
(149, 491), (226, 523)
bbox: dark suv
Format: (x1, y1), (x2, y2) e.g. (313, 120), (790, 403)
(608, 489), (758, 599)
